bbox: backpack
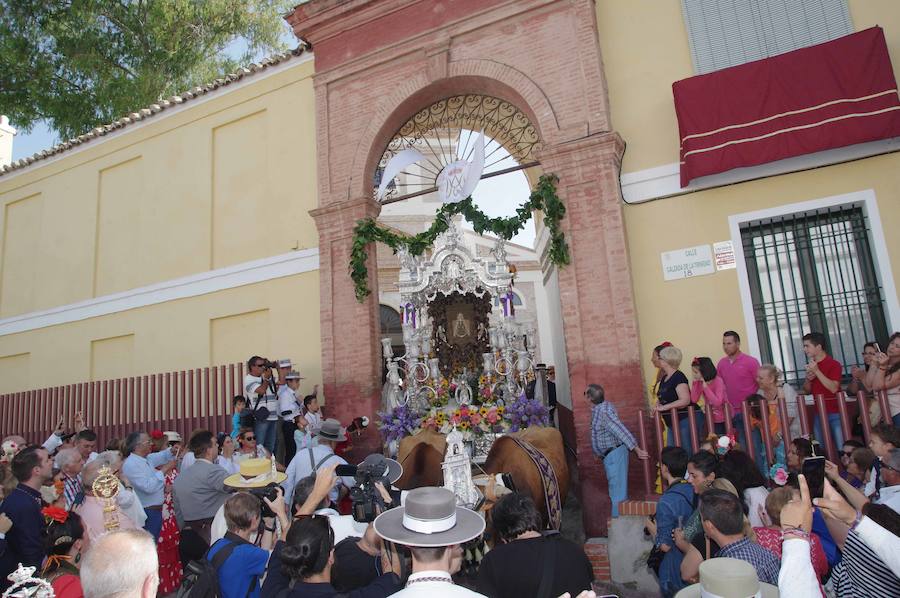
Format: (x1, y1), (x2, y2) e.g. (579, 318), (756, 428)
(175, 540), (249, 598)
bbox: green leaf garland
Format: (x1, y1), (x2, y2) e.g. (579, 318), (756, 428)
(350, 173), (569, 301)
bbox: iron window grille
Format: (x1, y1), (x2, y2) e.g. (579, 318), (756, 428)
(741, 204), (888, 385)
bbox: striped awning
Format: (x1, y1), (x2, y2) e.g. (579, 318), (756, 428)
(673, 27), (900, 187)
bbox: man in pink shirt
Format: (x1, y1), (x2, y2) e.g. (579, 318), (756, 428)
(716, 331), (760, 453)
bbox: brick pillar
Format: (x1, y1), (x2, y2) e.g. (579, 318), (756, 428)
(540, 133), (647, 537)
(310, 197), (383, 457)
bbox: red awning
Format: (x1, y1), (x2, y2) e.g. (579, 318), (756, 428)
(673, 27), (900, 187)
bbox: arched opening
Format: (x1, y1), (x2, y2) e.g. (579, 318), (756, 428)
(374, 93), (542, 248)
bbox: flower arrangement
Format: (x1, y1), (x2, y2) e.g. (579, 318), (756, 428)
(504, 395), (549, 432)
(769, 463), (788, 486)
(380, 396), (548, 441)
(478, 373), (498, 402)
(377, 404), (422, 443)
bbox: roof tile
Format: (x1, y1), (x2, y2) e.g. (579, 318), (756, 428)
(1, 43), (309, 178)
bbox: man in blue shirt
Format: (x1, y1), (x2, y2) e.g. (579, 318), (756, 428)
(208, 491), (289, 598)
(122, 431), (176, 541)
(0, 446), (53, 590)
(587, 384), (649, 517)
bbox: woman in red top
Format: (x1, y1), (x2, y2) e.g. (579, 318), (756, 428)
(690, 357), (727, 434)
(753, 486), (829, 581)
(157, 432), (183, 594)
(41, 508), (88, 598)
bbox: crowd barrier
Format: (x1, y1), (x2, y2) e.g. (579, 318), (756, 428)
(0, 363), (246, 447)
(635, 390), (894, 496)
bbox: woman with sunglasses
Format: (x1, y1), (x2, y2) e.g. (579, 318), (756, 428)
(233, 428), (284, 471)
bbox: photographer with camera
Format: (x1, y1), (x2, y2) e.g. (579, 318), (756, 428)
(261, 464), (402, 598)
(204, 488), (289, 598)
(208, 458), (289, 545)
(244, 356), (281, 455)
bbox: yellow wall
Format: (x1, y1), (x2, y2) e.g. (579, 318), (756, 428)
(595, 1), (900, 397)
(597, 0), (900, 174)
(0, 57), (322, 391)
(0, 272), (321, 393)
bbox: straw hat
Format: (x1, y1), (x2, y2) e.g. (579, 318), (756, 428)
(373, 487), (485, 547)
(224, 457), (287, 489)
(675, 558), (779, 598)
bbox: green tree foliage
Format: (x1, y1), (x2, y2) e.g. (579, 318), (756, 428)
(0, 0), (295, 140)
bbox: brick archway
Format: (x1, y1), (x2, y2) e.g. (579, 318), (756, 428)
(291, 0), (646, 536)
(349, 65), (561, 202)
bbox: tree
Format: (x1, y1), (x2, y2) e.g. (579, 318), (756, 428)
(0, 0), (295, 141)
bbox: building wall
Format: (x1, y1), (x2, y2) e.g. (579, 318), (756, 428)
(0, 57), (323, 392)
(596, 0), (900, 398)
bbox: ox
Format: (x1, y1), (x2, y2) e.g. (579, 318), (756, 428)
(395, 426), (568, 528)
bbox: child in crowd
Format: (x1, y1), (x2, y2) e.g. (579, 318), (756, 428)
(293, 413), (316, 452)
(303, 389), (322, 437)
(231, 396), (246, 439)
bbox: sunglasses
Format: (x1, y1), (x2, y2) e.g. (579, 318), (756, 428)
(840, 450), (854, 458)
(242, 436), (256, 441)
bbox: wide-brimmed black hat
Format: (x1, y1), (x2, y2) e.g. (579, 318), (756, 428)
(358, 453), (403, 484)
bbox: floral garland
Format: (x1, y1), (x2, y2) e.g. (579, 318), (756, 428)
(350, 173), (569, 301)
(378, 394), (549, 442)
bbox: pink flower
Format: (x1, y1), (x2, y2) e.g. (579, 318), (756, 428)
(470, 413), (482, 425)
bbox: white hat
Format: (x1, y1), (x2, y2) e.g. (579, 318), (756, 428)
(277, 359), (292, 369)
(675, 558), (778, 598)
(163, 431), (182, 444)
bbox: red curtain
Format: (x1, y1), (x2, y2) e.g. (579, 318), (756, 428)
(673, 27), (900, 187)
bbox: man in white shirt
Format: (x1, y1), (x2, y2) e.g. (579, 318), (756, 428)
(282, 419), (355, 504)
(121, 431), (176, 541)
(244, 355), (279, 455)
(278, 370), (304, 465)
(876, 448), (900, 513)
(373, 487), (487, 597)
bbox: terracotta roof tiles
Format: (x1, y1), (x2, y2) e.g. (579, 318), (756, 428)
(0, 43), (310, 178)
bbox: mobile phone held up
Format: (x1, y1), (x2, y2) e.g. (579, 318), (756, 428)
(802, 456), (826, 499)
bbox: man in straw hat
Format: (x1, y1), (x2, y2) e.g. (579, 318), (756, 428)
(373, 486), (487, 597)
(283, 418), (355, 504)
(208, 457), (289, 545)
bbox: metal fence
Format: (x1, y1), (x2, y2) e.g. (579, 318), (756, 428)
(741, 205), (889, 385)
(0, 363), (246, 447)
(635, 390), (894, 496)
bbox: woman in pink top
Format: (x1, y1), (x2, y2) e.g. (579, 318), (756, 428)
(690, 357), (727, 435)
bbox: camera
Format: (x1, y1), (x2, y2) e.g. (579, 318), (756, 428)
(249, 483), (281, 518)
(336, 457), (393, 523)
(260, 359), (278, 369)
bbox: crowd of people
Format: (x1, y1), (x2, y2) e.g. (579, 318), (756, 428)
(584, 329), (900, 597)
(1, 331), (898, 598)
(0, 355), (601, 598)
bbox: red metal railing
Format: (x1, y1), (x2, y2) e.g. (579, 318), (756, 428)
(636, 390), (894, 495)
(0, 362), (245, 447)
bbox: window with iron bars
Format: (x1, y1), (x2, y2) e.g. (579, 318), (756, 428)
(741, 205), (889, 386)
